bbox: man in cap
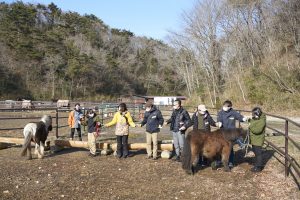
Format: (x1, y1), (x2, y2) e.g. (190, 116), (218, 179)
(191, 104), (217, 132)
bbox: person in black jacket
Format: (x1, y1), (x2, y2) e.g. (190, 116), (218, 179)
(140, 101), (164, 160)
(86, 108), (101, 157)
(191, 104), (217, 132)
(216, 100), (248, 168)
(166, 99), (191, 162)
(191, 104), (217, 166)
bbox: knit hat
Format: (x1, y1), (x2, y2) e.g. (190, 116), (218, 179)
(198, 104), (207, 112)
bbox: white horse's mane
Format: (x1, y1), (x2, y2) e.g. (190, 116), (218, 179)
(40, 115), (52, 127)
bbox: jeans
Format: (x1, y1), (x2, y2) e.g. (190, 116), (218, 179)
(116, 135), (129, 157)
(172, 131), (185, 156)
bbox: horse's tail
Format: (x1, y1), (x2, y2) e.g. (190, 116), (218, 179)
(21, 129), (32, 157)
(182, 133), (192, 172)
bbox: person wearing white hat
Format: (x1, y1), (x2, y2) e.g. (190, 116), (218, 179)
(191, 104), (217, 166)
(191, 104), (217, 132)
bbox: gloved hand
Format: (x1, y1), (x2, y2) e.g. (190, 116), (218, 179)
(243, 117), (248, 122)
(216, 122), (222, 128)
(158, 125), (162, 129)
(179, 126), (186, 131)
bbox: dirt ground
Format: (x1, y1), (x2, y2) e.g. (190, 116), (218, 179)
(0, 112), (299, 199)
(0, 139), (299, 200)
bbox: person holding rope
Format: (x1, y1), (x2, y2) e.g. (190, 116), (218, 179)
(86, 108), (101, 157)
(217, 100), (248, 168)
(104, 103), (136, 158)
(248, 107), (266, 172)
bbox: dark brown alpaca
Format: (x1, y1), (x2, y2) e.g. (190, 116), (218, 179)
(182, 128), (247, 174)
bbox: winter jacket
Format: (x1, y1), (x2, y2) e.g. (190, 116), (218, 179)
(141, 106), (164, 133)
(86, 113), (101, 133)
(68, 109), (83, 128)
(249, 113), (266, 146)
(217, 108), (245, 129)
(167, 107), (191, 133)
(105, 111), (135, 136)
(191, 111), (216, 132)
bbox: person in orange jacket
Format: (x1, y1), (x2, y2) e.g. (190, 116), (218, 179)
(68, 103), (83, 141)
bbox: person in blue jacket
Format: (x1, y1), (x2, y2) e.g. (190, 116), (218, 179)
(140, 101), (164, 160)
(217, 100), (248, 168)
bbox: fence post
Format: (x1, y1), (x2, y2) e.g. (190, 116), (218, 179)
(83, 108), (86, 132)
(101, 107), (104, 125)
(285, 120), (289, 177)
(56, 108), (59, 138)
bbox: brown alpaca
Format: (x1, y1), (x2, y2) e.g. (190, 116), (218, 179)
(182, 128), (247, 174)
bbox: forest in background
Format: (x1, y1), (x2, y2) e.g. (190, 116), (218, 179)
(0, 0), (299, 112)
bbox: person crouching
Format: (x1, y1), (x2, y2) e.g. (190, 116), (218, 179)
(86, 109), (101, 157)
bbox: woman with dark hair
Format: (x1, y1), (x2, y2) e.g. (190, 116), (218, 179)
(68, 103), (83, 141)
(105, 103), (136, 158)
(249, 107), (266, 172)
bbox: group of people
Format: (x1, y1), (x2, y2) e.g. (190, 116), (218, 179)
(68, 99), (266, 173)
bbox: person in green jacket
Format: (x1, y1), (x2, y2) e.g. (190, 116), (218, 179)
(248, 107), (266, 172)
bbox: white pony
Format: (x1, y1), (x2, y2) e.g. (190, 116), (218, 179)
(21, 115), (52, 159)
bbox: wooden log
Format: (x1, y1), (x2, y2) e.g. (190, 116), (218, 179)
(110, 143), (173, 151)
(54, 139), (110, 149)
(54, 140), (173, 151)
(0, 143), (10, 150)
(0, 137), (24, 144)
(0, 137), (53, 150)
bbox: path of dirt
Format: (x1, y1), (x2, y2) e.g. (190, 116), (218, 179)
(0, 143), (299, 200)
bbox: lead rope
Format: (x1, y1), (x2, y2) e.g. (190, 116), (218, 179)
(243, 129), (250, 157)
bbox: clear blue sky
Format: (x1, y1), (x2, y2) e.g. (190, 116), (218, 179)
(5, 0), (196, 40)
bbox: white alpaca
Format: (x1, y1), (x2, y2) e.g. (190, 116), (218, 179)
(21, 115), (52, 159)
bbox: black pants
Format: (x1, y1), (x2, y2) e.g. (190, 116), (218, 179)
(116, 135), (128, 157)
(252, 145), (263, 167)
(70, 127), (81, 139)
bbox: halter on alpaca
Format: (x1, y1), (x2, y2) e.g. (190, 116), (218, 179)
(21, 115), (52, 159)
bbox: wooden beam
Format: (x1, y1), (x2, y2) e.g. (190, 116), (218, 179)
(0, 137), (50, 150)
(54, 139), (109, 149)
(110, 143), (173, 151)
(0, 137), (24, 144)
(54, 140), (173, 151)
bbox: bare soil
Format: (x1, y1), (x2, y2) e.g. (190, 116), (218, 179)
(0, 141), (299, 200)
(0, 112), (299, 199)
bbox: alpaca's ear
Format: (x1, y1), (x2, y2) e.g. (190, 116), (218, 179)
(48, 125), (53, 131)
